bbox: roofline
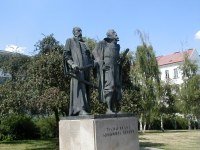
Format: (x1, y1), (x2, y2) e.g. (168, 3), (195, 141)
(158, 60), (183, 67)
(157, 48), (196, 66)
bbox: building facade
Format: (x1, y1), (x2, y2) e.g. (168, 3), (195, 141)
(157, 48), (200, 85)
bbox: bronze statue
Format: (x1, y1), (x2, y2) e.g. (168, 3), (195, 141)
(93, 29), (122, 114)
(63, 27), (92, 116)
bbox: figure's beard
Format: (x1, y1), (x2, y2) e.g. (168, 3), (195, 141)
(77, 36), (83, 41)
(75, 34), (83, 41)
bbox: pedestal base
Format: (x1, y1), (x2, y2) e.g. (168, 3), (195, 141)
(59, 114), (139, 150)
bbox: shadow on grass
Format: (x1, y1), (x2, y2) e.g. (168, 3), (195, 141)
(1, 139), (56, 144)
(27, 146), (58, 150)
(0, 139), (58, 150)
(139, 130), (190, 134)
(164, 130), (189, 133)
(140, 141), (165, 148)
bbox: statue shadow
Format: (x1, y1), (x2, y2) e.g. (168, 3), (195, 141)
(140, 140), (165, 149)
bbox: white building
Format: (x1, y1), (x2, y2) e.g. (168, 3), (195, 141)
(0, 69), (11, 83)
(0, 50), (11, 83)
(157, 48), (200, 85)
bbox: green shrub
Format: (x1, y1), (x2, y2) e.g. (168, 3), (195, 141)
(175, 117), (188, 129)
(35, 117), (57, 139)
(190, 120), (198, 129)
(0, 114), (40, 141)
(162, 117), (174, 129)
(150, 119), (160, 130)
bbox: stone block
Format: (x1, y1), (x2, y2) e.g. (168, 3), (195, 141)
(59, 114), (139, 150)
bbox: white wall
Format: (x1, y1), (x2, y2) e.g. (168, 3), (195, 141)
(159, 49), (200, 85)
(159, 62), (183, 84)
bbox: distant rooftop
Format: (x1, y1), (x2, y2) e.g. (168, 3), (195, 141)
(156, 49), (195, 66)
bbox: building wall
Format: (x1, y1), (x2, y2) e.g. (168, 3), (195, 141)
(159, 49), (200, 85)
(159, 62), (183, 84)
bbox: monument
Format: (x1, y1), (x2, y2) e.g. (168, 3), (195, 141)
(92, 29), (122, 114)
(63, 27), (92, 116)
(60, 27), (139, 150)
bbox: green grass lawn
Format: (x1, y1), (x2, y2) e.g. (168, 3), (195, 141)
(139, 130), (200, 150)
(0, 139), (58, 150)
(0, 130), (199, 150)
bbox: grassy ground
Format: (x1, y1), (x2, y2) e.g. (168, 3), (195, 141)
(0, 130), (199, 150)
(139, 130), (200, 150)
(0, 139), (58, 150)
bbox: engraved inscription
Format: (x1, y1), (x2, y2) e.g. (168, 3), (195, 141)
(103, 124), (135, 137)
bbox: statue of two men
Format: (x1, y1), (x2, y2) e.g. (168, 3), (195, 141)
(64, 27), (123, 116)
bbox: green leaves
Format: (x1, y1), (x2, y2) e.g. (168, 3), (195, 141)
(179, 56), (200, 126)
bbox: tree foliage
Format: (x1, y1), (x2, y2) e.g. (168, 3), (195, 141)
(35, 34), (61, 55)
(26, 34), (69, 119)
(180, 55), (200, 129)
(181, 54), (198, 80)
(131, 30), (161, 131)
(181, 75), (200, 117)
(0, 52), (30, 81)
(0, 52), (30, 116)
(160, 82), (179, 115)
(120, 51), (142, 114)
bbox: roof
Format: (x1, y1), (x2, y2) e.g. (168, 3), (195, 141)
(156, 49), (195, 66)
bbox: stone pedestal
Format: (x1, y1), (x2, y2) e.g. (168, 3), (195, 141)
(59, 114), (139, 150)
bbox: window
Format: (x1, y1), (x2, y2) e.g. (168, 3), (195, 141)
(173, 68), (178, 79)
(165, 70), (169, 79)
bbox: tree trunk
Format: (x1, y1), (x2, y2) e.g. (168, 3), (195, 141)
(143, 121), (146, 132)
(188, 118), (191, 130)
(198, 119), (200, 129)
(54, 109), (60, 137)
(174, 117), (177, 130)
(139, 115), (143, 131)
(160, 115), (164, 132)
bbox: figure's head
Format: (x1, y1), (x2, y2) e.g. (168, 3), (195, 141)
(106, 29), (119, 41)
(72, 27), (82, 39)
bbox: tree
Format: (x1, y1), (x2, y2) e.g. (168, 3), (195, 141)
(120, 51), (142, 115)
(34, 34), (61, 55)
(25, 34), (69, 125)
(0, 52), (31, 116)
(0, 52), (30, 81)
(132, 30), (160, 132)
(180, 54), (200, 129)
(159, 81), (179, 130)
(181, 54), (198, 81)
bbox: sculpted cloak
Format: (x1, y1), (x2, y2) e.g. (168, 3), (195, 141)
(92, 38), (122, 105)
(64, 37), (91, 115)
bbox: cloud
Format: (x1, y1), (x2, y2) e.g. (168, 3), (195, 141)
(195, 30), (200, 40)
(5, 44), (26, 54)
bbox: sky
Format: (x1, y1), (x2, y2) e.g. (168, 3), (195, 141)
(0, 0), (200, 56)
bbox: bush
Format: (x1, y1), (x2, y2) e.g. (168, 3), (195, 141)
(149, 116), (189, 130)
(0, 114), (40, 141)
(190, 120), (198, 129)
(175, 117), (188, 129)
(163, 117), (175, 129)
(35, 116), (57, 139)
(150, 118), (161, 130)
